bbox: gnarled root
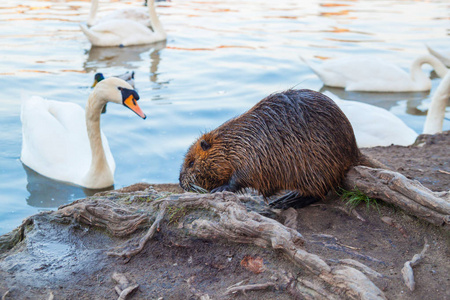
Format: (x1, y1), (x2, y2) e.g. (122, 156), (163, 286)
(107, 202), (167, 262)
(48, 192), (386, 299)
(345, 166), (450, 228)
(54, 199), (152, 237)
(0, 217), (34, 255)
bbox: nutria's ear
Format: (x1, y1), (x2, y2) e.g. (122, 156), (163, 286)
(200, 139), (211, 151)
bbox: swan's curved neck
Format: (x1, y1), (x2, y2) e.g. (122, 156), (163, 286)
(83, 91), (113, 188)
(423, 72), (450, 134)
(410, 55), (448, 88)
(88, 0), (99, 26)
(147, 0), (166, 39)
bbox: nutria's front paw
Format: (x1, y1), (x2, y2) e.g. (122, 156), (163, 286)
(211, 184), (235, 193)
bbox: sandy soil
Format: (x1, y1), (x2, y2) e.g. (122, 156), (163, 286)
(0, 132), (448, 300)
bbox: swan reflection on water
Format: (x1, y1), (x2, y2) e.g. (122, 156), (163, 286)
(23, 164), (113, 208)
(83, 41), (167, 74)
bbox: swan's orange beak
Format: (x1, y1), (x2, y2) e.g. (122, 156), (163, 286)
(121, 88), (146, 119)
(123, 95), (146, 119)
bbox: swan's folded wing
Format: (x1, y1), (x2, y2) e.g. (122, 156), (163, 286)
(21, 97), (91, 184)
(81, 20), (154, 47)
(325, 92), (417, 147)
(98, 8), (150, 27)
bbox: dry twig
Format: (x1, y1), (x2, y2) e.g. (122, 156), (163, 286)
(1, 291), (9, 300)
(225, 282), (278, 295)
(401, 238), (429, 291)
(112, 272), (139, 300)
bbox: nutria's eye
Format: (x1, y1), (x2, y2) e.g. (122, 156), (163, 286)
(200, 139), (211, 151)
(189, 161), (194, 168)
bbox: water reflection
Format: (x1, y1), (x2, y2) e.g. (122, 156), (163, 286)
(149, 41), (166, 83)
(319, 85), (429, 112)
(23, 164), (113, 208)
(83, 41), (167, 72)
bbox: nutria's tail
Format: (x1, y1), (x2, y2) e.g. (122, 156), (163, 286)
(358, 153), (389, 170)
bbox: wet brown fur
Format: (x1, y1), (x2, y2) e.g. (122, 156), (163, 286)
(179, 89), (361, 200)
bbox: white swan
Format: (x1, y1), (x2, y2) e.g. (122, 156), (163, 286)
(303, 55), (448, 92)
(324, 70), (450, 147)
(80, 0), (166, 47)
(20, 77), (146, 189)
(426, 44), (450, 68)
(87, 0), (151, 27)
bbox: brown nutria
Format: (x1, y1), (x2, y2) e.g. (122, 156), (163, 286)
(179, 89), (362, 208)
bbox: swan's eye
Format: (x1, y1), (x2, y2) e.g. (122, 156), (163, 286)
(118, 87), (123, 91)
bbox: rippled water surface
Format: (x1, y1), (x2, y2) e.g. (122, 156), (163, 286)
(0, 0), (449, 234)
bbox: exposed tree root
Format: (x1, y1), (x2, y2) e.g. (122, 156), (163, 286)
(224, 282), (278, 295)
(296, 277), (338, 300)
(345, 166), (450, 228)
(332, 259), (385, 280)
(54, 199), (151, 237)
(0, 217), (33, 255)
(49, 192), (386, 299)
(107, 202), (167, 262)
(401, 238), (429, 291)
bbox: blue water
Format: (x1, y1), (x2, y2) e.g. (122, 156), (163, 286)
(0, 0), (449, 234)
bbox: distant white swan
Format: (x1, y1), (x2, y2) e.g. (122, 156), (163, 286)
(80, 0), (166, 47)
(20, 78), (146, 189)
(426, 44), (450, 68)
(303, 55), (448, 92)
(87, 0), (151, 27)
(324, 70), (450, 147)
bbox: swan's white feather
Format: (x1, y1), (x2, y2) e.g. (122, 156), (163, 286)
(20, 96), (115, 186)
(324, 92), (418, 147)
(90, 7), (151, 27)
